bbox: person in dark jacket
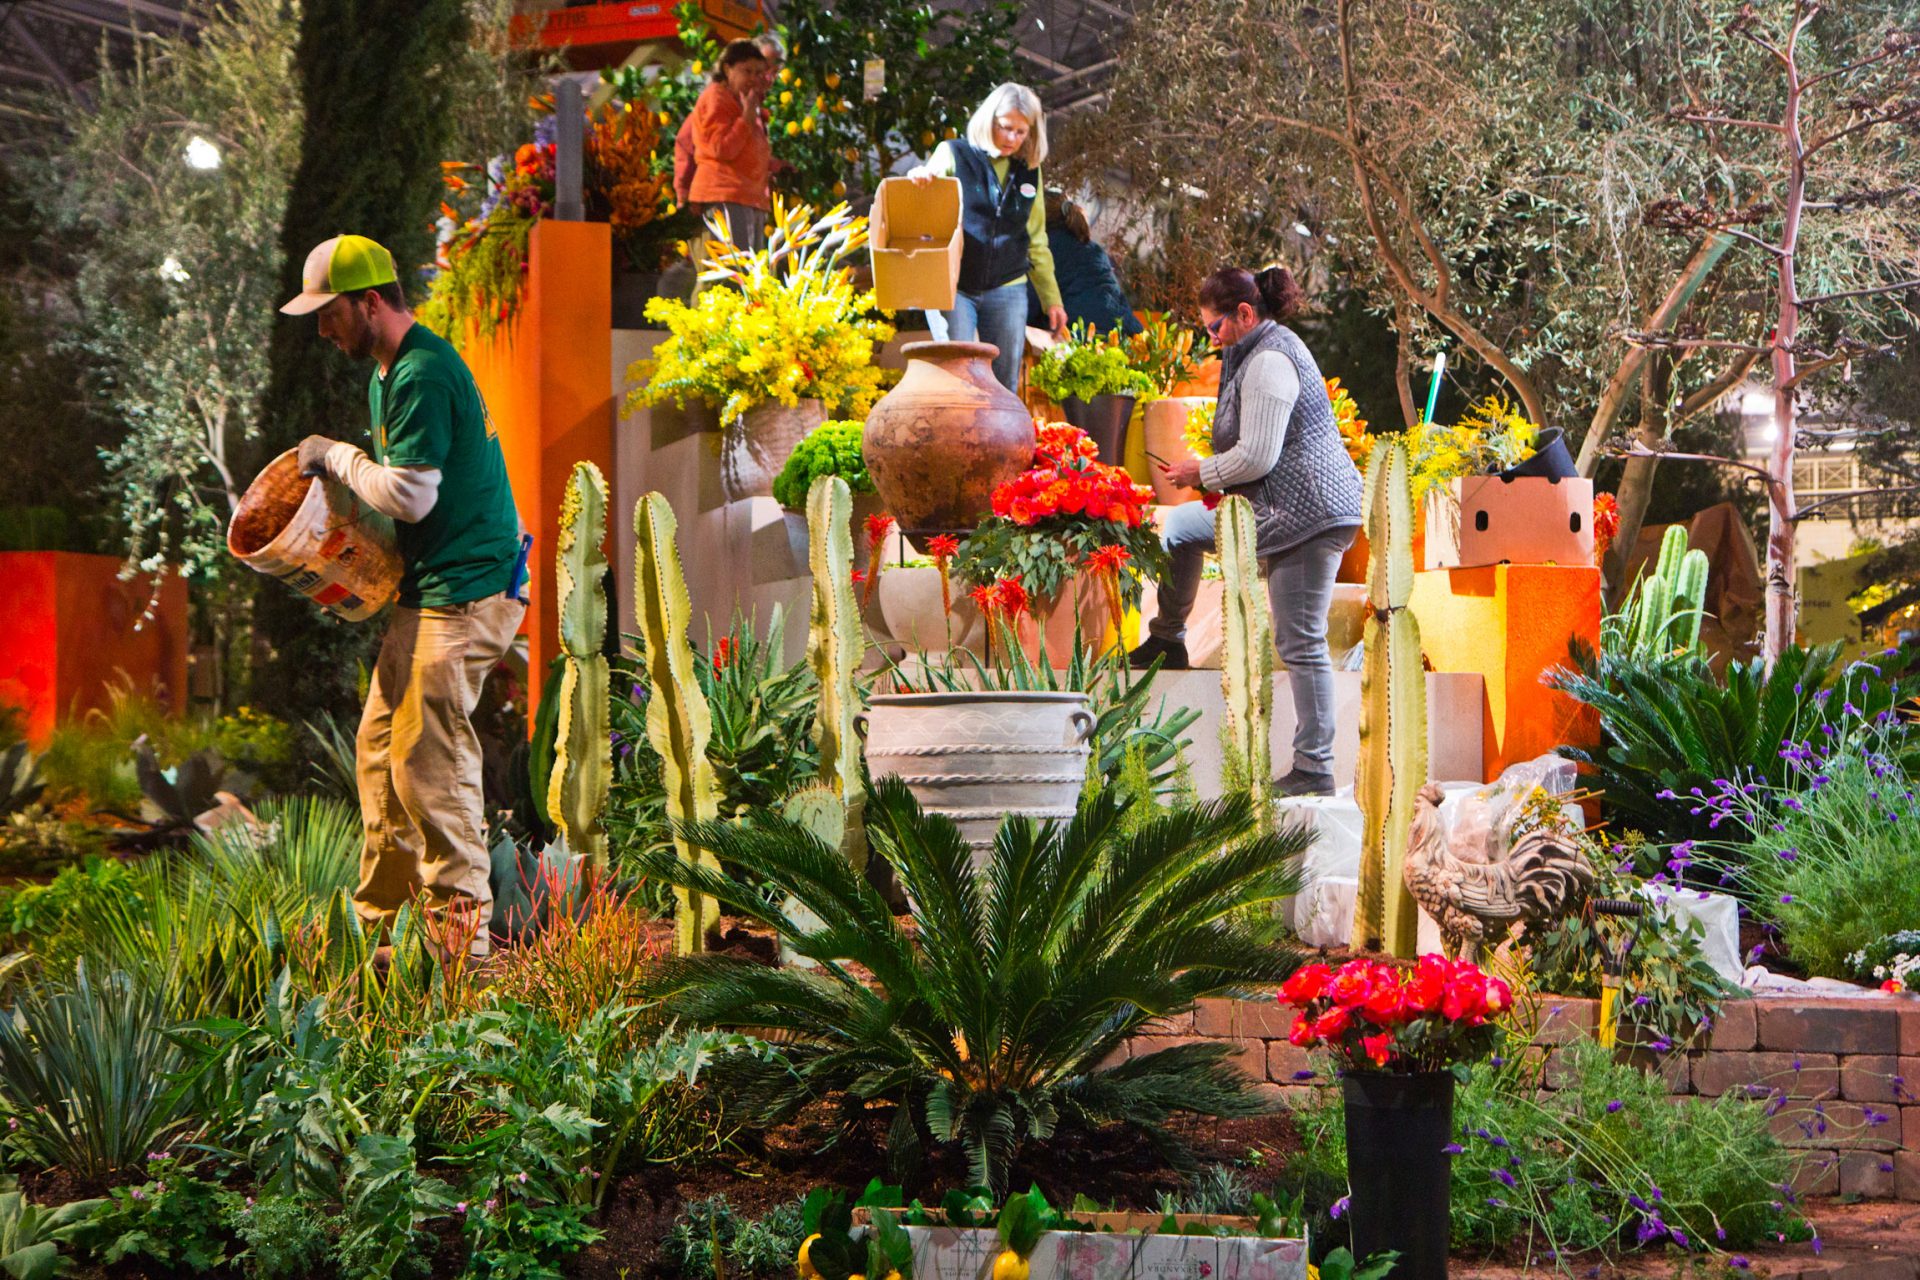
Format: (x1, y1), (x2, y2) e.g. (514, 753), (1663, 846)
(907, 82), (1068, 391)
(1027, 193), (1142, 337)
(1131, 264), (1363, 798)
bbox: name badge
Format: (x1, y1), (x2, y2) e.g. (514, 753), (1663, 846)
(1018, 182), (1037, 199)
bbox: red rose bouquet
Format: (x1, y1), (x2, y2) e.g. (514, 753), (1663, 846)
(1280, 955), (1513, 1075)
(952, 423), (1166, 636)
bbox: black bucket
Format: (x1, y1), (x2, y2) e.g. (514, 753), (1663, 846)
(1061, 393), (1136, 466)
(1500, 426), (1577, 480)
(1342, 1070), (1456, 1280)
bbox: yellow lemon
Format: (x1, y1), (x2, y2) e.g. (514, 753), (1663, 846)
(786, 121), (801, 136)
(816, 94), (827, 110)
(920, 129), (936, 148)
(780, 90), (794, 106)
(825, 72), (842, 89)
(832, 180), (847, 197)
(943, 125), (958, 140)
(779, 67), (793, 84)
(797, 1235), (822, 1280)
(690, 60), (703, 76)
(992, 1251), (1029, 1280)
(801, 115), (816, 133)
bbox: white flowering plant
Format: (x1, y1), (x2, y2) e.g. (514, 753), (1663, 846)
(1848, 930), (1920, 994)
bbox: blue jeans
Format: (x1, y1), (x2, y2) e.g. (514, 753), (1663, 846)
(927, 280), (1027, 392)
(1146, 501), (1357, 774)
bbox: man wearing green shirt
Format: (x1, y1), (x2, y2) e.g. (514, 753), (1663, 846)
(282, 234), (526, 961)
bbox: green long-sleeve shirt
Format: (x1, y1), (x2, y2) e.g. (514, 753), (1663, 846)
(924, 142), (1063, 312)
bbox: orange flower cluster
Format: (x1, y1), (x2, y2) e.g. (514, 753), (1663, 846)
(1593, 492), (1621, 563)
(586, 104), (670, 237)
(991, 423), (1154, 528)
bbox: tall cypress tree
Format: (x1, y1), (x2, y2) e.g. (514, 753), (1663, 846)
(251, 0), (470, 720)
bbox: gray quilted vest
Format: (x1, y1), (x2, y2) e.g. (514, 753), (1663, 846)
(1212, 320), (1364, 556)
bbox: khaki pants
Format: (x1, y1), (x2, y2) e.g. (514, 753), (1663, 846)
(355, 592), (524, 955)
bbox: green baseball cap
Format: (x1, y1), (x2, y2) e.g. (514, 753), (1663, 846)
(280, 234), (398, 315)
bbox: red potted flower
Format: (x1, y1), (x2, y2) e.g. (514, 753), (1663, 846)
(1280, 954), (1512, 1280)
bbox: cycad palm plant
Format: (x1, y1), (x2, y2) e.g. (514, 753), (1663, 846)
(639, 779), (1309, 1193)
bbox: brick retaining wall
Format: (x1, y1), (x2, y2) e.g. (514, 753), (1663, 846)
(1123, 995), (1920, 1201)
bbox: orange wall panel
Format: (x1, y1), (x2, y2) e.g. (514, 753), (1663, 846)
(1410, 563), (1601, 781)
(463, 219), (614, 712)
(0, 552), (188, 748)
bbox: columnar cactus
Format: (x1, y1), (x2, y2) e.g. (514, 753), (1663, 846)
(1215, 494), (1273, 826)
(1620, 524), (1711, 658)
(632, 491), (723, 953)
(549, 462), (611, 872)
(805, 475), (867, 868)
(1353, 440), (1429, 957)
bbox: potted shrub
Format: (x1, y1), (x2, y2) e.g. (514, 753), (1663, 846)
(951, 423), (1165, 664)
(1029, 332), (1154, 466)
(1281, 954), (1514, 1280)
(626, 199), (896, 501)
(773, 418), (885, 569)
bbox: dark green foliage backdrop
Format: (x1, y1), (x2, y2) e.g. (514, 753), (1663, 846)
(251, 0), (472, 720)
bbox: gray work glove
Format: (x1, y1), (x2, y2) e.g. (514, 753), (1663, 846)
(297, 434), (338, 478)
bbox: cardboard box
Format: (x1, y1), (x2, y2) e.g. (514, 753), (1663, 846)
(901, 1220), (1308, 1280)
(871, 176), (962, 311)
(1423, 474), (1595, 570)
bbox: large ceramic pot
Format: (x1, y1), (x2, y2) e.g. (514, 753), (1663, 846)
(863, 341), (1035, 542)
(1061, 393), (1137, 467)
(1141, 396), (1208, 505)
(1021, 574), (1114, 665)
(857, 691), (1094, 860)
(873, 565), (987, 655)
(723, 399), (824, 503)
(1342, 1070), (1456, 1280)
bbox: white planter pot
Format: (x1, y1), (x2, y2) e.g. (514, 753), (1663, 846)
(857, 690), (1094, 858)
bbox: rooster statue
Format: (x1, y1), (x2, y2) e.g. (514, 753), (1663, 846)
(1402, 783), (1594, 960)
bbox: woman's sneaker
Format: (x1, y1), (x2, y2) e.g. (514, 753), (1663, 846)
(1273, 767), (1337, 797)
(1127, 635), (1190, 670)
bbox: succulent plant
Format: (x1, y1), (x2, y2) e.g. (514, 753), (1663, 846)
(804, 475), (867, 868)
(548, 462), (612, 871)
(1215, 495), (1273, 827)
(1353, 440), (1428, 957)
(632, 492), (724, 953)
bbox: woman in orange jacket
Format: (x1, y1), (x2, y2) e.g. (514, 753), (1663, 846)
(688, 40), (773, 251)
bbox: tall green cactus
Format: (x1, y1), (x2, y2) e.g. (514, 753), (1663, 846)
(1618, 524), (1711, 658)
(549, 462), (611, 872)
(1353, 440), (1428, 957)
(1216, 495), (1273, 826)
(805, 475), (867, 868)
(632, 491), (723, 953)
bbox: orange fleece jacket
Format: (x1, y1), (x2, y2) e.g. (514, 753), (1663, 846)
(688, 80), (770, 209)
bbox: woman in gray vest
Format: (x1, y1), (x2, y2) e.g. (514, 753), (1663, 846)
(906, 82), (1069, 391)
(1132, 265), (1364, 797)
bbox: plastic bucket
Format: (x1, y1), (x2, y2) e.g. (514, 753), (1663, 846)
(227, 448), (402, 622)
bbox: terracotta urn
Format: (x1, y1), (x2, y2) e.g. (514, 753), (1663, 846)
(862, 341), (1035, 541)
(1141, 396), (1209, 505)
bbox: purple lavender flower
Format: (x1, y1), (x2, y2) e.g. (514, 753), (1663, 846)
(1606, 1099), (1624, 1114)
(1493, 1169), (1517, 1188)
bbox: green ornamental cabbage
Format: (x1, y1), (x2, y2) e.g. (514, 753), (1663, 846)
(772, 420), (874, 510)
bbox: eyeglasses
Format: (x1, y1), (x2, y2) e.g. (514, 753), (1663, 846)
(1204, 315), (1228, 339)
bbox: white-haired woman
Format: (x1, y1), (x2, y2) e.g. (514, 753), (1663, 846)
(908, 82), (1069, 391)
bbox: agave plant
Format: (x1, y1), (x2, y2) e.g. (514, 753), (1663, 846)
(0, 964), (198, 1189)
(639, 779), (1308, 1193)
